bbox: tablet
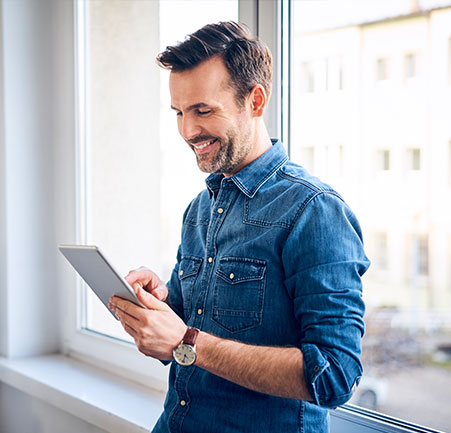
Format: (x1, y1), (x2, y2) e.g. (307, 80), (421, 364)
(58, 244), (146, 319)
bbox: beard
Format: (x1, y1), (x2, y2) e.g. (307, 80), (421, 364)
(191, 123), (253, 175)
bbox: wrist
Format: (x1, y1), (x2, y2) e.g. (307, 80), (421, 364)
(172, 326), (199, 366)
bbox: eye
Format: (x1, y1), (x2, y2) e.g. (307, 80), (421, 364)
(197, 109), (212, 116)
(175, 111), (183, 117)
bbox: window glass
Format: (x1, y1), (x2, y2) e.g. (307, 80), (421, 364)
(406, 148), (421, 171)
(376, 57), (389, 81)
(404, 52), (417, 79)
(376, 149), (390, 171)
(449, 140), (451, 186)
(79, 0), (238, 340)
(448, 37), (451, 84)
(291, 1), (451, 431)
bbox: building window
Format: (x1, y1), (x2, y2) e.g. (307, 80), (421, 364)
(448, 37), (451, 85)
(301, 61), (315, 92)
(373, 231), (389, 271)
(290, 2), (451, 431)
(404, 52), (416, 79)
(411, 234), (429, 277)
(376, 57), (389, 81)
(406, 148), (421, 171)
(376, 149), (390, 171)
(339, 144), (344, 176)
(338, 59), (344, 90)
(449, 140), (451, 186)
(300, 146), (314, 172)
(324, 58), (329, 91)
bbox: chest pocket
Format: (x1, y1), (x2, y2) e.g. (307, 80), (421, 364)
(213, 257), (266, 333)
(178, 256), (202, 320)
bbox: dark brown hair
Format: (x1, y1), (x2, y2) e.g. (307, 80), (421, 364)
(156, 21), (273, 104)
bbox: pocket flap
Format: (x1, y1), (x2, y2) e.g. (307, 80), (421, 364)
(179, 256), (202, 279)
(216, 257), (266, 284)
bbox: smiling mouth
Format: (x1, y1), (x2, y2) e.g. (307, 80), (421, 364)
(192, 138), (218, 151)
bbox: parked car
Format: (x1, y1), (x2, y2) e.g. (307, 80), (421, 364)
(350, 374), (388, 411)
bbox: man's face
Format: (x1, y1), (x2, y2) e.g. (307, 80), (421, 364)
(169, 56), (254, 176)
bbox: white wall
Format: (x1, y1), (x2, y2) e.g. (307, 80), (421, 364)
(0, 0), (75, 356)
(0, 382), (108, 433)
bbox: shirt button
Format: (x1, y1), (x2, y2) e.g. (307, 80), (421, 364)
(229, 273), (235, 280)
(217, 208), (224, 214)
(179, 270), (184, 276)
(208, 257), (213, 263)
(180, 400), (186, 406)
(197, 308), (203, 315)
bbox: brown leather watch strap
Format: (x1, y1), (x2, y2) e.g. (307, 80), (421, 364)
(183, 326), (199, 346)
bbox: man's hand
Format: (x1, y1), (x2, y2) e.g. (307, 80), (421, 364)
(124, 266), (169, 302)
(108, 268), (186, 360)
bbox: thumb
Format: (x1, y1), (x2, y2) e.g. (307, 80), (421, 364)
(136, 286), (168, 311)
(152, 287), (168, 301)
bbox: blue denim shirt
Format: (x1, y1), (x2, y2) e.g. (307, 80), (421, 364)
(152, 140), (370, 433)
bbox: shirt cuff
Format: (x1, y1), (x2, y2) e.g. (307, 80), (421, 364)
(301, 343), (330, 406)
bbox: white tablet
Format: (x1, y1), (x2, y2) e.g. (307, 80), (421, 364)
(58, 244), (146, 319)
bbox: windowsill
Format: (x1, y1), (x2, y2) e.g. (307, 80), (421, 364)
(0, 354), (165, 433)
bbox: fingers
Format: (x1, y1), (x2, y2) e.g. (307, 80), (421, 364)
(125, 267), (169, 301)
(136, 287), (170, 311)
(109, 297), (140, 321)
(151, 287), (168, 301)
(108, 301), (139, 337)
(125, 266), (156, 291)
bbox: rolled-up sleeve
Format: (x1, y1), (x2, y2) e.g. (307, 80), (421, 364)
(282, 192), (370, 409)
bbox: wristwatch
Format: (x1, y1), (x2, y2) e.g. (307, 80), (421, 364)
(173, 326), (200, 366)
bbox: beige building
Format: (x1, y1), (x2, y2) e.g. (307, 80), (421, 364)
(292, 5), (451, 323)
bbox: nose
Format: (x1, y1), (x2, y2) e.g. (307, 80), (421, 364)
(179, 114), (201, 142)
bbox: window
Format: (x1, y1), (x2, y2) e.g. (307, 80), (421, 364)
(376, 149), (390, 171)
(299, 146), (315, 173)
(338, 59), (344, 90)
(67, 1), (451, 431)
(290, 1), (451, 432)
(449, 140), (451, 186)
(404, 52), (416, 80)
(448, 37), (451, 85)
(73, 0), (238, 369)
(339, 144), (344, 176)
(301, 61), (315, 92)
(414, 234), (429, 277)
(406, 148), (421, 171)
(372, 232), (389, 272)
(376, 57), (389, 81)
(324, 58), (329, 91)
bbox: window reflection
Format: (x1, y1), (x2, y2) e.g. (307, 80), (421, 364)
(291, 1), (451, 430)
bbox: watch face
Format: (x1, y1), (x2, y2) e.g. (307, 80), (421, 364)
(173, 344), (197, 366)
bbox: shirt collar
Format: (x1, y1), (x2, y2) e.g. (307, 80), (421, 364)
(206, 139), (288, 199)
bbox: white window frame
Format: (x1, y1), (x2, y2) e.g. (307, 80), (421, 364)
(63, 0), (261, 392)
(61, 0), (443, 431)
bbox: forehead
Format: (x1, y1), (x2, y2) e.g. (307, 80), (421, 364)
(169, 56), (234, 109)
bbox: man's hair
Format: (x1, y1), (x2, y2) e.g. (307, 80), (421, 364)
(156, 21), (273, 104)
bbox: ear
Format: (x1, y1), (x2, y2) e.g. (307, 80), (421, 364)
(248, 84), (267, 117)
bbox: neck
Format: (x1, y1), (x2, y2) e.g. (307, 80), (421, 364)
(222, 119), (272, 178)
(252, 118), (272, 159)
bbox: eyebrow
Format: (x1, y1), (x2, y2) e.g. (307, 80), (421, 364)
(170, 102), (210, 112)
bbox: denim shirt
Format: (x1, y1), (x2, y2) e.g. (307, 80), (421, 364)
(152, 140), (370, 433)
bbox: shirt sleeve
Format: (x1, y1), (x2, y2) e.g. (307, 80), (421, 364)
(166, 198), (196, 320)
(166, 244), (184, 319)
(282, 191), (370, 409)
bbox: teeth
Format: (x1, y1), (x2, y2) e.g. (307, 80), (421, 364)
(195, 139), (215, 150)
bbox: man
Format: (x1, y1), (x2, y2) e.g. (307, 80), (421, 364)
(109, 21), (370, 433)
